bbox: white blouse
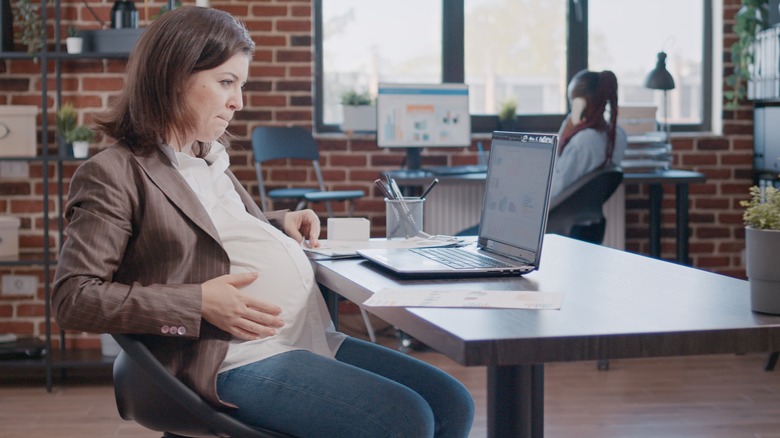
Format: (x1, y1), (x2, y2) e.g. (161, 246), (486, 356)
(551, 125), (628, 199)
(164, 143), (346, 373)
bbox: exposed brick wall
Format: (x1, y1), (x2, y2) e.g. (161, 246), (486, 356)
(0, 1), (755, 343)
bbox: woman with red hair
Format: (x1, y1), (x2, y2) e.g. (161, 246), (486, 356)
(551, 69), (628, 198)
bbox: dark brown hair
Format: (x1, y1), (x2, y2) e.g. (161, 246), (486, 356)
(558, 69), (619, 165)
(94, 6), (255, 157)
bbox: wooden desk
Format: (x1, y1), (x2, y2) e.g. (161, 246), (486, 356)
(386, 168), (706, 265)
(314, 235), (780, 438)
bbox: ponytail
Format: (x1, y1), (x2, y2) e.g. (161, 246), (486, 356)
(558, 69), (620, 166)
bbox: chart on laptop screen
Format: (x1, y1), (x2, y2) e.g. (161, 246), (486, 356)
(480, 137), (554, 249)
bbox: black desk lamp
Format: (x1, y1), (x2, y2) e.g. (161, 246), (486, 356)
(644, 51), (676, 144)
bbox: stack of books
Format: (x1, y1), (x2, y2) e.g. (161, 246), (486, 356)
(617, 106), (671, 173)
(621, 132), (672, 173)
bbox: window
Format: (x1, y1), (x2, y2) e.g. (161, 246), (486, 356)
(588, 0), (708, 130)
(464, 0), (568, 116)
(318, 0), (442, 127)
(314, 0), (712, 134)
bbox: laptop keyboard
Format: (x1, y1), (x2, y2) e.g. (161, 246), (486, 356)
(410, 247), (513, 270)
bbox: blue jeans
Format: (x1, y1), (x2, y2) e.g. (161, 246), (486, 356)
(217, 337), (474, 437)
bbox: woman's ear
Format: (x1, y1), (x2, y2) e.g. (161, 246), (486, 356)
(570, 97), (587, 125)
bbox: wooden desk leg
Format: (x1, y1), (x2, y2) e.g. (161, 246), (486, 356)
(648, 183), (663, 258)
(487, 364), (544, 438)
(675, 183), (690, 265)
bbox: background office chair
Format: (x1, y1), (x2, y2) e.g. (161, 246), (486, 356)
(455, 166), (624, 242)
(251, 126), (364, 217)
(251, 126), (376, 342)
(546, 165), (624, 245)
(112, 334), (291, 438)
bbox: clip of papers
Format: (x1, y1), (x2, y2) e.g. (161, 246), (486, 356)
(363, 289), (564, 310)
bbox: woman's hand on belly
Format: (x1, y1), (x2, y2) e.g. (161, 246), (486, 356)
(201, 272), (285, 340)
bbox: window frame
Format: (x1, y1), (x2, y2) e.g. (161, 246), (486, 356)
(314, 0), (712, 134)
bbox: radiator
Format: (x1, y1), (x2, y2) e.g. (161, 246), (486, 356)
(424, 183), (485, 236)
(602, 185), (626, 250)
(424, 181), (626, 250)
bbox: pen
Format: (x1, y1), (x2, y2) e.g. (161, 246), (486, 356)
(374, 178), (394, 199)
(420, 178), (439, 199)
(389, 178), (405, 201)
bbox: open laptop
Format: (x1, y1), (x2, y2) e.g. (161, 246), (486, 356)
(358, 131), (558, 277)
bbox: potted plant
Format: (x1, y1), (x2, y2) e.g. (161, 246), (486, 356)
(67, 125), (95, 158)
(65, 25), (83, 54)
(725, 0), (769, 109)
(56, 103), (95, 158)
(498, 98), (518, 131)
(740, 184), (780, 314)
(340, 89), (376, 133)
(12, 0), (43, 58)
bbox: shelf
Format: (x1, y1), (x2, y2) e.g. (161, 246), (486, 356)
(0, 256), (53, 267)
(49, 52), (131, 60)
(0, 349), (114, 369)
(0, 51), (37, 60)
(0, 155), (53, 161)
(50, 348), (115, 369)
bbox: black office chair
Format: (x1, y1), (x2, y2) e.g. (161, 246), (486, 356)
(455, 166), (624, 242)
(111, 334), (291, 438)
(251, 126), (364, 217)
(546, 165), (624, 245)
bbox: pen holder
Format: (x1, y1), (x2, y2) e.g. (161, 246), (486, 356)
(385, 197), (425, 239)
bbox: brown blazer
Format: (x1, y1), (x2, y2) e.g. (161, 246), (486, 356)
(52, 144), (287, 408)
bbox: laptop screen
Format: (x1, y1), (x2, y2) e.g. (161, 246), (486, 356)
(477, 131), (558, 264)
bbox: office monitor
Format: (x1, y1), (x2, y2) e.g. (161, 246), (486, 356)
(377, 83), (471, 169)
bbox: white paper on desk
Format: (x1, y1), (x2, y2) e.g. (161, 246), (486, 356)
(303, 236), (461, 258)
(363, 288), (564, 310)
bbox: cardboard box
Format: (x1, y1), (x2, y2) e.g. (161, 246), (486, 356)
(0, 106), (37, 158)
(0, 216), (20, 260)
(618, 105), (658, 136)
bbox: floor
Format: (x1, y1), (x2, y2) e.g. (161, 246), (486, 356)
(2, 316), (780, 437)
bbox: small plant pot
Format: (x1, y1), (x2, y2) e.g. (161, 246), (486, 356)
(745, 227), (780, 315)
(341, 105), (377, 132)
(66, 37), (83, 54)
(72, 141), (90, 158)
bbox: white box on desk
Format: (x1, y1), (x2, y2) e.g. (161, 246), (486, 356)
(0, 216), (20, 260)
(0, 105), (37, 157)
(327, 217), (370, 241)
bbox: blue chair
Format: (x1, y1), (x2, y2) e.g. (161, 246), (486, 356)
(251, 126), (364, 217)
(111, 334), (291, 438)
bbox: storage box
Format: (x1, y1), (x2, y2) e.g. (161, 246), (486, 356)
(0, 216), (20, 260)
(0, 106), (37, 158)
(618, 106), (658, 135)
(82, 29), (144, 54)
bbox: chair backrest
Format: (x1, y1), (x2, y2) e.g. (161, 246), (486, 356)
(251, 126), (320, 163)
(112, 334), (289, 438)
(251, 126), (327, 210)
(546, 166), (624, 244)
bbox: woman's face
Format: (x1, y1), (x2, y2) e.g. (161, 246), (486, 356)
(177, 53), (249, 149)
